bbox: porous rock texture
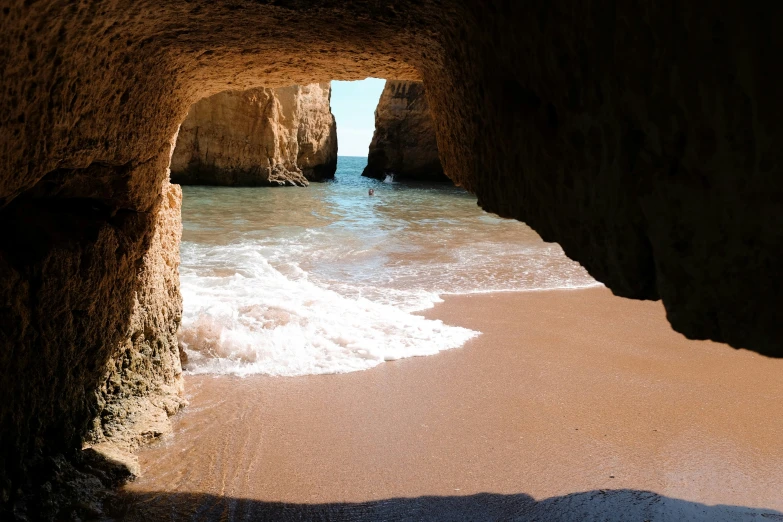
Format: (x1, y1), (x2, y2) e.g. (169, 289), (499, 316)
(84, 180), (186, 455)
(0, 145), (185, 517)
(1, 0), (782, 517)
(170, 83), (337, 186)
(362, 80), (447, 182)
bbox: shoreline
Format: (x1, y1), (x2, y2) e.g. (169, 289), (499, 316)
(120, 287), (783, 520)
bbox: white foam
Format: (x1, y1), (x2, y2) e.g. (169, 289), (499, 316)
(303, 240), (602, 312)
(178, 178), (600, 377)
(178, 245), (479, 377)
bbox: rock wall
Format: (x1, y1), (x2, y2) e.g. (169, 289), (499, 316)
(170, 83), (337, 186)
(1, 1), (783, 516)
(0, 139), (184, 515)
(295, 84), (340, 181)
(84, 180), (186, 460)
(362, 81), (447, 182)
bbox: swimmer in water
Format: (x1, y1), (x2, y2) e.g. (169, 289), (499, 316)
(369, 188), (375, 196)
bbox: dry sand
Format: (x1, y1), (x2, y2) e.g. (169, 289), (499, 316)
(119, 287), (783, 521)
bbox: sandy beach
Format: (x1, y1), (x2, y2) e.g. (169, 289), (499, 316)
(119, 287), (783, 521)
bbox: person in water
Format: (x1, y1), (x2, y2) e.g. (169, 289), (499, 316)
(369, 188), (374, 196)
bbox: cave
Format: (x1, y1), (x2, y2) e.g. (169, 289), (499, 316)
(1, 1), (782, 517)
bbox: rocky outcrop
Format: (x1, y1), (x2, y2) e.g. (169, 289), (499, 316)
(84, 180), (186, 459)
(362, 81), (447, 182)
(25, 183), (187, 516)
(294, 84), (340, 181)
(0, 140), (184, 517)
(2, 2), (783, 517)
(170, 83), (337, 186)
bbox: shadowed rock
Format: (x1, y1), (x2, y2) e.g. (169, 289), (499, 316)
(362, 81), (447, 182)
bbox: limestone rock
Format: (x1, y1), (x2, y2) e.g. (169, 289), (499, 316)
(84, 180), (187, 454)
(294, 84), (340, 181)
(82, 442), (141, 481)
(2, 2), (783, 516)
(0, 140), (183, 518)
(362, 81), (447, 182)
(170, 83), (337, 186)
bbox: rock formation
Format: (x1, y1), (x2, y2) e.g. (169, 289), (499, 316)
(362, 81), (447, 182)
(84, 180), (186, 459)
(171, 83), (337, 186)
(0, 145), (185, 516)
(1, 1), (783, 517)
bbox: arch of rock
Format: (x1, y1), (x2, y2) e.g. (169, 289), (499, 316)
(1, 0), (782, 495)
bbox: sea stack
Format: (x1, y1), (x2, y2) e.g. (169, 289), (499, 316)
(362, 81), (447, 182)
(171, 83), (337, 186)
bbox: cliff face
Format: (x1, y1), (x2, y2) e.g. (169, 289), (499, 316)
(171, 83), (337, 186)
(362, 81), (447, 182)
(294, 84), (340, 181)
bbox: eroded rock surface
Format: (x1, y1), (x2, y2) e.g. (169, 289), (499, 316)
(0, 141), (185, 517)
(85, 181), (186, 454)
(1, 1), (782, 517)
(171, 83), (337, 186)
(363, 81), (447, 182)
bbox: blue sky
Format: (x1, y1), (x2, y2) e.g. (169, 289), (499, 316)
(331, 78), (386, 157)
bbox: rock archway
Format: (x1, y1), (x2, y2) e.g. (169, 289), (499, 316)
(1, 0), (781, 512)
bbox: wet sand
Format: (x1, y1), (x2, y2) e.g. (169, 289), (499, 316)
(119, 287), (783, 521)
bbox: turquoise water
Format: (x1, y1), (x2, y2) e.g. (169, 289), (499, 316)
(178, 156), (598, 376)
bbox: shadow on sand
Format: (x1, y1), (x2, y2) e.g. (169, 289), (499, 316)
(116, 488), (783, 521)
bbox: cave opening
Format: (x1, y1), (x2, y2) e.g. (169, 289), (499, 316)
(3, 2), (783, 519)
(170, 77), (597, 378)
(115, 78), (783, 521)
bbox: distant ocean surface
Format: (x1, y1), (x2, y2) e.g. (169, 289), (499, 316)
(178, 156), (599, 376)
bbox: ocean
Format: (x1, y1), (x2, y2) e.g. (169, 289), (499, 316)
(177, 156), (599, 376)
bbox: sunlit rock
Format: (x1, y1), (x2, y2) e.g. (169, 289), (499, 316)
(171, 83), (337, 186)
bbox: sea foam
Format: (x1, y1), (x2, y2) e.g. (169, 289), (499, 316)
(178, 167), (599, 377)
(178, 245), (479, 377)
